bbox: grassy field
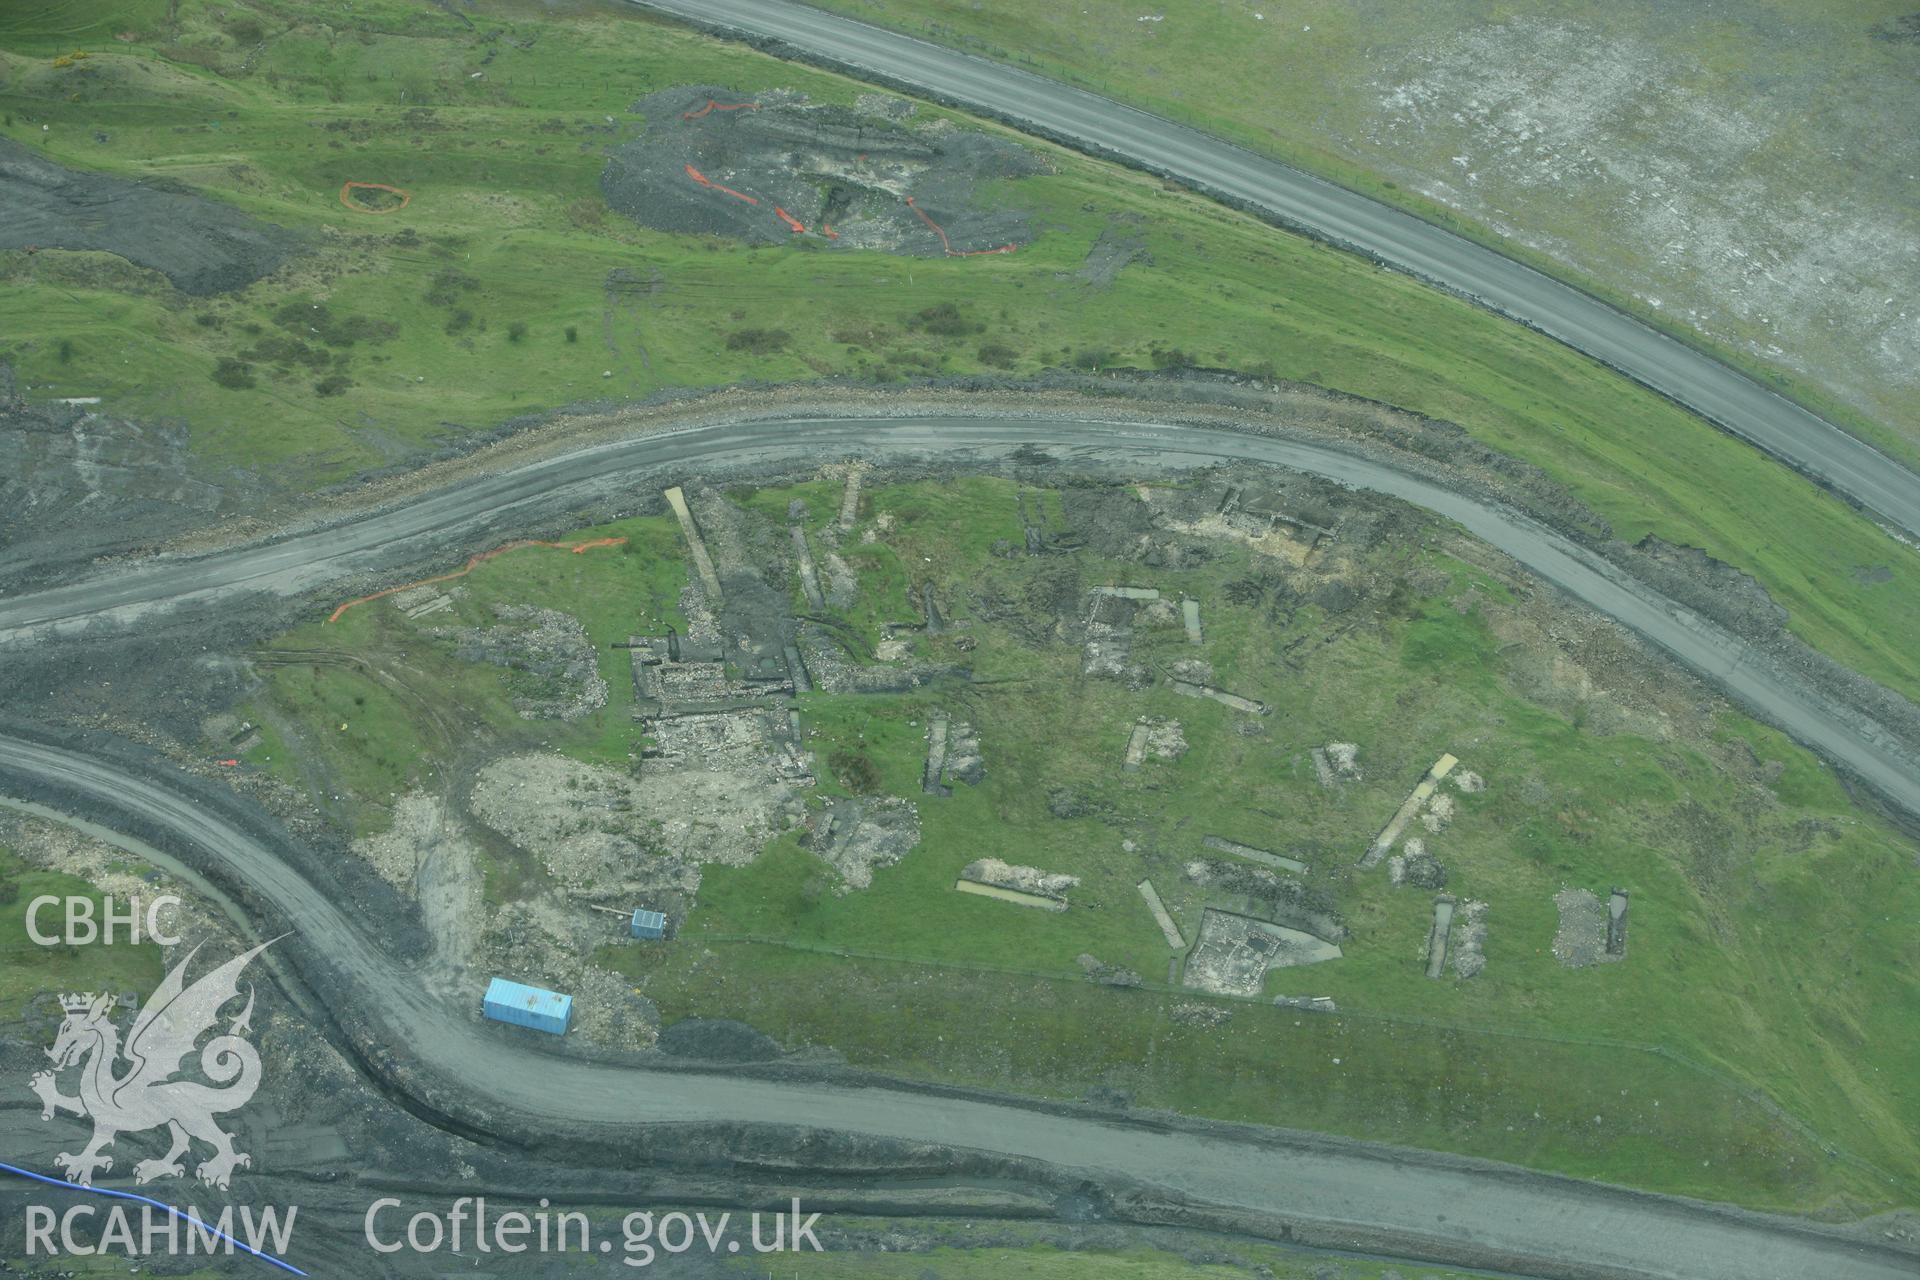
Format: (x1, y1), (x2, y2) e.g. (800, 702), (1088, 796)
(806, 0), (1920, 458)
(0, 1), (1918, 718)
(244, 474), (1920, 1212)
(0, 844), (164, 1020)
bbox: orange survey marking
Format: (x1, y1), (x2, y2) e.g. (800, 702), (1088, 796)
(682, 99), (759, 120)
(326, 538), (627, 624)
(773, 206), (806, 233)
(684, 164), (759, 205)
(339, 181), (412, 214)
(906, 196), (1015, 257)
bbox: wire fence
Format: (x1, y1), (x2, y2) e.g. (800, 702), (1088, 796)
(694, 930), (1914, 1197)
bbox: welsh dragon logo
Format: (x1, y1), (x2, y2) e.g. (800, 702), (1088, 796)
(29, 940), (275, 1190)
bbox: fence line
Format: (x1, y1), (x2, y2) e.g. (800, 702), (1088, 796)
(692, 931), (1912, 1196)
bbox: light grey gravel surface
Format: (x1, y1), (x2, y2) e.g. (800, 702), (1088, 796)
(626, 0), (1920, 543)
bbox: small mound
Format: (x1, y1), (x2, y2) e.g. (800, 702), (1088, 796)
(657, 1018), (781, 1062)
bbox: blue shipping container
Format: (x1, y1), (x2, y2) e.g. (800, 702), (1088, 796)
(631, 908), (667, 940)
(483, 977), (572, 1036)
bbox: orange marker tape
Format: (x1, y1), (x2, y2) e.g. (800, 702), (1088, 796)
(685, 164), (758, 205)
(773, 206), (806, 233)
(340, 181), (412, 214)
(905, 196), (1015, 257)
(682, 99), (759, 120)
(326, 538), (628, 623)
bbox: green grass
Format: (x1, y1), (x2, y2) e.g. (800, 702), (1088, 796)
(250, 476), (1920, 1210)
(805, 0), (1920, 463)
(0, 845), (164, 1020)
(1, 0), (1918, 719)
(243, 509), (688, 836)
(582, 475), (1918, 1214)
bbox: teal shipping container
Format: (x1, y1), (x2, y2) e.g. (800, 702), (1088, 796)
(483, 977), (572, 1036)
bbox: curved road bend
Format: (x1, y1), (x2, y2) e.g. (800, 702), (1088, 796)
(627, 0), (1920, 542)
(0, 737), (1908, 1280)
(2, 417), (1915, 818)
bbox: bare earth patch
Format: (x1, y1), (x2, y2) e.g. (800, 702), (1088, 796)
(1369, 18), (1919, 435)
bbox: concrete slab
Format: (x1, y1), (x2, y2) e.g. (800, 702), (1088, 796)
(922, 712), (951, 795)
(954, 879), (1065, 911)
(791, 525), (826, 611)
(1607, 888), (1631, 957)
(1137, 878), (1186, 949)
(1170, 680), (1268, 715)
(838, 464), (865, 529)
(1360, 752), (1459, 868)
(1425, 895), (1456, 979)
(664, 486), (724, 601)
(1202, 835), (1307, 874)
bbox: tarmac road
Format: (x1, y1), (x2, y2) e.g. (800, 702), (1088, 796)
(0, 734), (1910, 1280)
(3, 416), (1915, 819)
(628, 0), (1920, 543)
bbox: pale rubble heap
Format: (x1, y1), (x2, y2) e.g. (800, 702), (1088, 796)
(473, 752), (801, 877)
(809, 796), (921, 890)
(1140, 717), (1187, 761)
(1326, 742), (1361, 775)
(1452, 899), (1488, 979)
(963, 858), (1079, 899)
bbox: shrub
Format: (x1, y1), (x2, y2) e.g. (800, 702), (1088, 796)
(977, 341), (1017, 369)
(241, 335), (329, 371)
(567, 197), (606, 230)
(273, 301), (396, 347)
(1071, 347), (1114, 370)
(444, 309), (474, 336)
(424, 269), (478, 308)
(726, 327), (790, 355)
(314, 373), (352, 397)
(0, 879), (19, 906)
(507, 321), (528, 343)
(906, 301), (982, 336)
(828, 749), (882, 795)
(56, 338), (75, 364)
(211, 357), (256, 390)
(564, 325), (579, 344)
